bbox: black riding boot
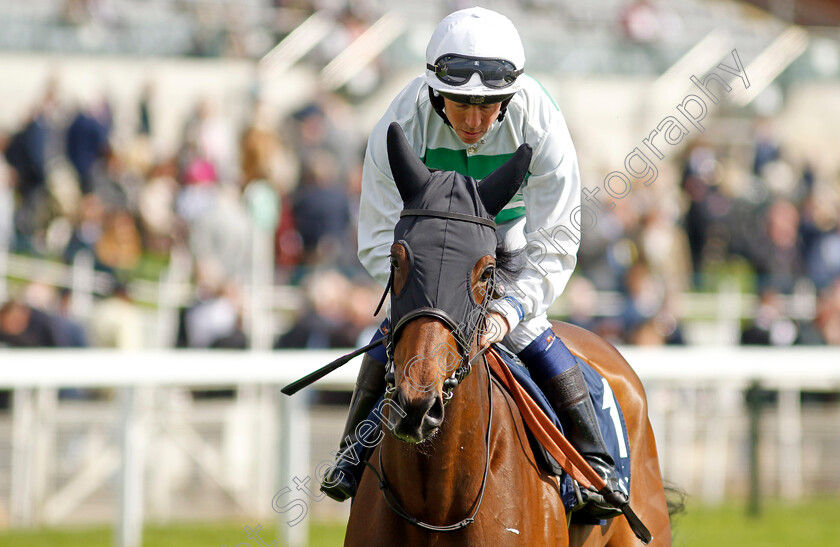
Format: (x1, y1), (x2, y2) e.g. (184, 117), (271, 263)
(541, 363), (627, 517)
(320, 353), (386, 502)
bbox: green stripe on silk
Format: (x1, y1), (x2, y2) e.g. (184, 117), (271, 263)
(423, 147), (528, 224)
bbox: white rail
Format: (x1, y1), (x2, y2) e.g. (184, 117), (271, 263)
(2, 346), (838, 387)
(0, 347), (838, 546)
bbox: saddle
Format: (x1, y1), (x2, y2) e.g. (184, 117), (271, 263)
(487, 345), (633, 524)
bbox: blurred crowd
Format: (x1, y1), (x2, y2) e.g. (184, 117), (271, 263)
(571, 119), (840, 347)
(1, 1), (840, 355)
(0, 67), (385, 353)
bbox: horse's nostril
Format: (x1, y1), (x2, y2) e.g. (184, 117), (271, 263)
(425, 395), (444, 427)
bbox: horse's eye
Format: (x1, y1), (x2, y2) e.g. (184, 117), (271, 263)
(480, 266), (495, 282)
(390, 256), (400, 270)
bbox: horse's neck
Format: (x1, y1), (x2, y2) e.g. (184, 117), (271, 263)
(382, 363), (490, 516)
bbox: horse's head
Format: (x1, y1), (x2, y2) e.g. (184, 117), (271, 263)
(383, 122), (531, 443)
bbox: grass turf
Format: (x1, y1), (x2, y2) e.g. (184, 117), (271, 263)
(0, 520), (346, 547)
(0, 500), (838, 546)
(672, 498), (839, 546)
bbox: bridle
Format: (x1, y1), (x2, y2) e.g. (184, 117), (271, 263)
(382, 298), (492, 406)
(365, 351), (493, 532)
(378, 208), (499, 405)
(369, 207), (501, 532)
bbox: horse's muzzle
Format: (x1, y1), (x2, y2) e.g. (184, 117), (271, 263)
(391, 388), (444, 443)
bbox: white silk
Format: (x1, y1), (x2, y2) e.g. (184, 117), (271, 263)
(358, 75), (581, 353)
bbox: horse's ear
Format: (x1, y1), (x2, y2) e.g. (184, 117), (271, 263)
(387, 122), (429, 204)
(478, 143), (532, 217)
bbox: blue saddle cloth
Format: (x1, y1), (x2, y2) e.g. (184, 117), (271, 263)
(491, 346), (632, 512)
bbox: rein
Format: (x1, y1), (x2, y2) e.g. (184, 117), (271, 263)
(486, 349), (653, 544)
(365, 349), (494, 532)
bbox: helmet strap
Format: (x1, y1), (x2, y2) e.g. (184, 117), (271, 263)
(428, 87), (452, 127)
(497, 96), (513, 122)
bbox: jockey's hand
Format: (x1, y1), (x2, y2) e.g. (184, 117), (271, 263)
(480, 311), (510, 346)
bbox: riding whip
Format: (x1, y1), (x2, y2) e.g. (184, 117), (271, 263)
(280, 338), (386, 396)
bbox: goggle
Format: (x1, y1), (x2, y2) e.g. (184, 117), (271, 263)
(426, 54), (523, 89)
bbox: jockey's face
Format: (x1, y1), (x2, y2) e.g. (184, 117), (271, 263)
(443, 98), (501, 144)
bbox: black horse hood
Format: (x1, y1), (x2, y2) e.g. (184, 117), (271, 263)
(386, 122), (531, 346)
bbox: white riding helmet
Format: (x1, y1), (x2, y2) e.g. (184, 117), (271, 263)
(425, 7), (526, 104)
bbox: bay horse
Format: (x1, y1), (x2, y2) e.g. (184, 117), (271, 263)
(345, 123), (672, 546)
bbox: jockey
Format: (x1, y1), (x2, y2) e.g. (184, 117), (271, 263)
(321, 7), (625, 513)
